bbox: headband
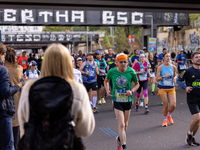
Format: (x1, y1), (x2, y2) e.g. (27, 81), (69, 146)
(116, 53), (127, 61)
(139, 54), (145, 58)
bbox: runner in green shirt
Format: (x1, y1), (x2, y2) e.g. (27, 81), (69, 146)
(104, 53), (139, 150)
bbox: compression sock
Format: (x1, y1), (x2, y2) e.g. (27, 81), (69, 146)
(122, 145), (127, 149)
(135, 102), (139, 105)
(152, 84), (155, 92)
(140, 99), (144, 103)
(93, 97), (97, 108)
(145, 103), (148, 108)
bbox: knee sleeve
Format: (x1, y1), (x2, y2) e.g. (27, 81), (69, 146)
(143, 89), (148, 97)
(136, 92), (141, 98)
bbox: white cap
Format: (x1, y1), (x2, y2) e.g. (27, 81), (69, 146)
(143, 47), (147, 50)
(180, 49), (184, 51)
(139, 54), (145, 58)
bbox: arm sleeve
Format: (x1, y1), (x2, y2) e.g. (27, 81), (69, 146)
(133, 62), (139, 71)
(106, 69), (112, 80)
(177, 70), (187, 90)
(0, 67), (19, 99)
(75, 85), (95, 137)
(132, 69), (139, 83)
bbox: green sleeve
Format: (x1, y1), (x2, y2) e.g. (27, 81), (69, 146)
(132, 69), (138, 83)
(106, 68), (112, 80)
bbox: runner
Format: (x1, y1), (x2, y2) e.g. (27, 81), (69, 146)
(177, 51), (200, 146)
(17, 51), (28, 73)
(24, 61), (40, 79)
(78, 50), (85, 61)
(94, 50), (108, 105)
(156, 52), (177, 127)
(104, 53), (139, 150)
(105, 47), (115, 67)
(157, 48), (167, 63)
(149, 52), (157, 95)
(143, 47), (149, 59)
(76, 57), (83, 70)
(79, 52), (99, 113)
(131, 49), (140, 65)
(133, 54), (151, 113)
(176, 49), (187, 75)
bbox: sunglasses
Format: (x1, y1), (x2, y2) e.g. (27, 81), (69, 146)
(119, 61), (127, 64)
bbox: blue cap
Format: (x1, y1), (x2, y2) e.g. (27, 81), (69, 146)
(95, 50), (101, 54)
(139, 50), (144, 54)
(31, 61), (37, 66)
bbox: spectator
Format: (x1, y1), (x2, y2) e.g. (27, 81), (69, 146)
(0, 43), (23, 150)
(17, 51), (28, 73)
(4, 47), (23, 150)
(18, 43), (94, 149)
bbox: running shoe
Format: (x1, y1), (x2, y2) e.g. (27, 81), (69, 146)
(98, 100), (102, 105)
(123, 148), (128, 150)
(144, 108), (150, 114)
(139, 101), (144, 107)
(135, 105), (139, 111)
(101, 97), (106, 104)
(185, 132), (192, 145)
(116, 136), (123, 150)
(162, 120), (167, 127)
(151, 92), (155, 95)
(92, 107), (98, 113)
(192, 137), (200, 146)
(167, 116), (174, 124)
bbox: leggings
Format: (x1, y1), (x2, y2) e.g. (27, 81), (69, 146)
(136, 80), (148, 98)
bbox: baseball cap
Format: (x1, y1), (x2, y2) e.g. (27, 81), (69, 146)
(77, 57), (82, 61)
(31, 61), (37, 66)
(143, 47), (147, 50)
(180, 49), (184, 51)
(139, 54), (145, 58)
(139, 50), (144, 54)
(95, 50), (101, 55)
(87, 52), (93, 56)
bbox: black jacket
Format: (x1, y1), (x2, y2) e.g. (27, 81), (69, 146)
(0, 59), (19, 118)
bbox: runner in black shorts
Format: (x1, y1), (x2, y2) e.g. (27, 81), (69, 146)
(104, 53), (139, 150)
(177, 51), (200, 146)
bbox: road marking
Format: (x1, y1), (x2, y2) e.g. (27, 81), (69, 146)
(99, 127), (118, 138)
(99, 127), (113, 137)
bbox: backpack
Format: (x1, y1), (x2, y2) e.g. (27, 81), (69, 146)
(18, 76), (85, 150)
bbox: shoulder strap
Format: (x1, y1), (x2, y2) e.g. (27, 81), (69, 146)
(37, 70), (40, 75)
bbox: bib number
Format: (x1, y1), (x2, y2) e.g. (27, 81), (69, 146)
(139, 73), (147, 81)
(115, 89), (129, 102)
(180, 65), (186, 70)
(150, 72), (155, 77)
(163, 76), (173, 86)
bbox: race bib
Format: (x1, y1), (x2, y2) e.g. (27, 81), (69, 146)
(163, 76), (173, 86)
(22, 60), (26, 65)
(89, 70), (94, 77)
(115, 89), (129, 102)
(150, 72), (155, 77)
(99, 68), (106, 76)
(180, 65), (186, 70)
(139, 73), (147, 81)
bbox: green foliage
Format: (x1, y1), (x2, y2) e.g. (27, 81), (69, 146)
(103, 31), (112, 49)
(189, 14), (200, 30)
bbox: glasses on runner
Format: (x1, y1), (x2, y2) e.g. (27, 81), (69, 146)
(119, 61), (128, 64)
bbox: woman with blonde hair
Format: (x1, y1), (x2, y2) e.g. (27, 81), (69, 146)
(18, 43), (95, 150)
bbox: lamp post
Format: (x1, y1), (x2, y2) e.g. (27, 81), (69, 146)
(145, 15), (153, 38)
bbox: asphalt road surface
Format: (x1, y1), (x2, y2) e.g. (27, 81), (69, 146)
(83, 85), (200, 150)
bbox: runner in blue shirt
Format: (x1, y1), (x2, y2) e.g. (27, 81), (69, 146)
(157, 48), (167, 62)
(176, 49), (187, 75)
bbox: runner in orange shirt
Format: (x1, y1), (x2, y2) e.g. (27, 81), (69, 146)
(17, 51), (28, 73)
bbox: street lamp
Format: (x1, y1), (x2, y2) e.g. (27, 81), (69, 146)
(145, 15), (153, 38)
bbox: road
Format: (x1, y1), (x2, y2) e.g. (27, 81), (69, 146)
(83, 85), (200, 150)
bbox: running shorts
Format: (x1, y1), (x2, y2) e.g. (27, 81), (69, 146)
(187, 99), (200, 115)
(178, 65), (186, 74)
(158, 87), (176, 95)
(114, 102), (132, 111)
(150, 72), (156, 77)
(97, 75), (105, 89)
(83, 82), (98, 92)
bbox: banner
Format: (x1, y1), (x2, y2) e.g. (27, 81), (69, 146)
(148, 38), (157, 54)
